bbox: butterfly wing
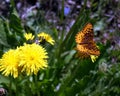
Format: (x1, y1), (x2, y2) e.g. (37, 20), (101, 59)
(75, 23), (100, 57)
(76, 42), (100, 56)
(75, 23), (94, 44)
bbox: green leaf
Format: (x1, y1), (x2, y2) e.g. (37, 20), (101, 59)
(0, 19), (9, 47)
(9, 13), (23, 33)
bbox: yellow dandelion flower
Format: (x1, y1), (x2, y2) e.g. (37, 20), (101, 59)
(38, 32), (55, 45)
(90, 55), (98, 63)
(24, 33), (34, 40)
(0, 49), (20, 78)
(18, 43), (48, 76)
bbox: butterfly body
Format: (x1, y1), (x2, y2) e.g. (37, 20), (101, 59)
(75, 23), (100, 58)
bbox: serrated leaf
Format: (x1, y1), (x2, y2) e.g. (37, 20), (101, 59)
(9, 13), (23, 33)
(0, 19), (9, 47)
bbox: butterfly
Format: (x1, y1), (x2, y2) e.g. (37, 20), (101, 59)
(75, 23), (100, 58)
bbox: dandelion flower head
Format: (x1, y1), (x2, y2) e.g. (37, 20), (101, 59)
(0, 49), (20, 78)
(90, 55), (98, 63)
(18, 43), (48, 76)
(38, 32), (55, 45)
(24, 33), (34, 40)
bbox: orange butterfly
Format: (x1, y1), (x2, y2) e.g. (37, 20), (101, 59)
(75, 23), (100, 58)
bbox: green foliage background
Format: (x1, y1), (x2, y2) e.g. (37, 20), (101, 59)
(0, 0), (120, 96)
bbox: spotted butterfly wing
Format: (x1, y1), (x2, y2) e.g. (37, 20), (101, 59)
(75, 23), (93, 44)
(75, 23), (100, 57)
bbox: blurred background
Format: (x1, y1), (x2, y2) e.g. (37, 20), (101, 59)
(0, 0), (120, 96)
